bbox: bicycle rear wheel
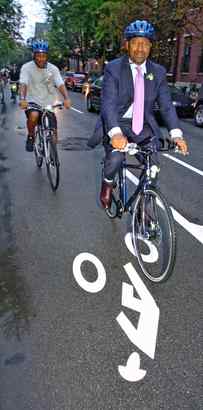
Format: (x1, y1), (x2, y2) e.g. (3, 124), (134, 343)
(46, 137), (60, 191)
(34, 128), (43, 168)
(132, 188), (176, 283)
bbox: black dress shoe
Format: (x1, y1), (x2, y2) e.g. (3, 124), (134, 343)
(25, 136), (34, 152)
(100, 180), (113, 208)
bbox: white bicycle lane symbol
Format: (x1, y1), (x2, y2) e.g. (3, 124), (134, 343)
(73, 167), (203, 383)
(73, 248), (159, 383)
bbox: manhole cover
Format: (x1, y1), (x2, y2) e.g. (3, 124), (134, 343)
(59, 137), (93, 151)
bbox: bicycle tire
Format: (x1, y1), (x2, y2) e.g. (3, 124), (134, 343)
(34, 129), (43, 168)
(132, 187), (176, 283)
(46, 137), (60, 191)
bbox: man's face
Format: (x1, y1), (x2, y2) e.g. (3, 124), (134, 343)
(34, 52), (48, 68)
(127, 37), (152, 65)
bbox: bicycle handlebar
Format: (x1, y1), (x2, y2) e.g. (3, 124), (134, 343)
(26, 102), (64, 112)
(112, 143), (139, 155)
(112, 138), (184, 155)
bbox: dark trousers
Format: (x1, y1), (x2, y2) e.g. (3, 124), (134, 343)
(103, 120), (157, 180)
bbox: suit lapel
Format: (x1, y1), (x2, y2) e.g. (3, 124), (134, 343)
(121, 54), (134, 100)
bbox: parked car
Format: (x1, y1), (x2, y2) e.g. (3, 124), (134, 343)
(86, 75), (103, 112)
(82, 73), (101, 96)
(194, 84), (203, 127)
(86, 78), (194, 123)
(63, 71), (75, 87)
(64, 72), (86, 91)
(154, 84), (194, 125)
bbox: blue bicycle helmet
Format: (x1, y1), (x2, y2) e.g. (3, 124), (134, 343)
(32, 39), (49, 53)
(124, 20), (156, 41)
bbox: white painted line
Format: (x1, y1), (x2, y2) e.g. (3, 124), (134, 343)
(126, 169), (203, 245)
(163, 153), (203, 177)
(70, 107), (84, 114)
(126, 169), (139, 185)
(171, 207), (203, 245)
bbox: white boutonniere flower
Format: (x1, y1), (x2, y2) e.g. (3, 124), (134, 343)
(146, 73), (154, 81)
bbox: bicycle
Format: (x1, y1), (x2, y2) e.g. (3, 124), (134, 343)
(27, 102), (63, 191)
(0, 79), (5, 104)
(102, 138), (178, 283)
(10, 81), (18, 103)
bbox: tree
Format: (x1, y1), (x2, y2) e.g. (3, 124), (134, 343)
(0, 0), (24, 66)
(45, 0), (103, 69)
(43, 0), (203, 71)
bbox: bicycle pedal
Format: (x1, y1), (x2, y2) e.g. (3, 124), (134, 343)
(128, 206), (133, 214)
(117, 201), (124, 217)
(117, 210), (122, 218)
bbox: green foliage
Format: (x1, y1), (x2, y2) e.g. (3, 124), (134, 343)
(45, 0), (203, 66)
(0, 0), (24, 66)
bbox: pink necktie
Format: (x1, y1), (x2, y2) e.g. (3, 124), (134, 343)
(132, 66), (144, 135)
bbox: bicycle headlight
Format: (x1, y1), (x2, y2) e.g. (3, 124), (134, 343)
(45, 104), (53, 112)
(150, 165), (160, 178)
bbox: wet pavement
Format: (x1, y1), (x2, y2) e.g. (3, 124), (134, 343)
(0, 91), (202, 410)
(0, 102), (32, 389)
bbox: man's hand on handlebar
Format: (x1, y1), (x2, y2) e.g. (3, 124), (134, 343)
(174, 137), (189, 155)
(111, 133), (128, 150)
(19, 99), (28, 110)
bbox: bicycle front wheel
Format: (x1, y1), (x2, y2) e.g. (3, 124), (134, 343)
(34, 129), (43, 168)
(132, 188), (176, 283)
(46, 138), (60, 191)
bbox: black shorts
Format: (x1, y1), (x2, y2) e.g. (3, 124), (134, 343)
(25, 102), (57, 130)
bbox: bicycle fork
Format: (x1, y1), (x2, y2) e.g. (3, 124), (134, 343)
(42, 132), (51, 164)
(116, 166), (127, 217)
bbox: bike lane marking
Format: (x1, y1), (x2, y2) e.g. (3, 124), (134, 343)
(70, 107), (84, 114)
(117, 262), (160, 360)
(163, 153), (203, 176)
(126, 169), (203, 245)
(73, 255), (160, 382)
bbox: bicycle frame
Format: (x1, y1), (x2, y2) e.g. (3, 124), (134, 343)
(118, 153), (154, 214)
(29, 103), (60, 162)
(37, 111), (53, 162)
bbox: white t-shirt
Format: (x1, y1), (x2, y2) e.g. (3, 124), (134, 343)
(19, 61), (64, 107)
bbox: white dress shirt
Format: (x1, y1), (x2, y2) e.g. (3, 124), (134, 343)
(108, 59), (183, 139)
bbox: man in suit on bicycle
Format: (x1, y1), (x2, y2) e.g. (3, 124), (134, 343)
(89, 20), (188, 209)
(19, 40), (71, 152)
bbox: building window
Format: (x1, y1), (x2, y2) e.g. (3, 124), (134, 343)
(198, 49), (203, 73)
(181, 36), (192, 73)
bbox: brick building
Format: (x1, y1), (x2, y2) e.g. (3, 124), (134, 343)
(172, 8), (203, 88)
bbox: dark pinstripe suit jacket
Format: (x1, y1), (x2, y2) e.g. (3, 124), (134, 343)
(88, 54), (180, 147)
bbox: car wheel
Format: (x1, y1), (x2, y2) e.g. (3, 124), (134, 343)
(194, 105), (203, 127)
(87, 95), (94, 112)
(71, 83), (76, 91)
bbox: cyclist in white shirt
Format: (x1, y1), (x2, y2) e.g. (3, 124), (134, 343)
(19, 40), (71, 152)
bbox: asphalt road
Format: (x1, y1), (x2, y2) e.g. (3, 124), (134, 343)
(0, 90), (202, 410)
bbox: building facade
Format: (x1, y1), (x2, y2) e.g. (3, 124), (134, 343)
(173, 8), (203, 88)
